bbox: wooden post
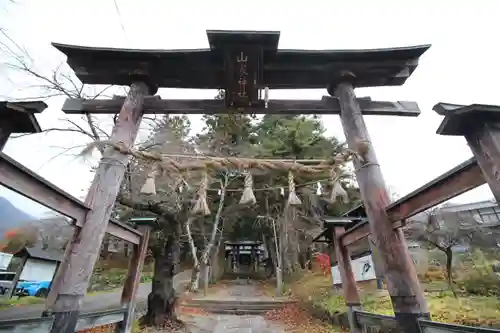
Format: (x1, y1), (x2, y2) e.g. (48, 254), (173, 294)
(117, 225), (151, 333)
(49, 82), (149, 333)
(435, 104), (500, 204)
(326, 240), (340, 292)
(334, 80), (429, 333)
(0, 122), (12, 151)
(236, 246), (240, 272)
(333, 227), (362, 333)
(464, 124), (500, 201)
(44, 228), (79, 316)
(368, 236), (384, 289)
(6, 253), (28, 298)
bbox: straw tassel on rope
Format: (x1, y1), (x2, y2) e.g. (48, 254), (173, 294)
(329, 168), (349, 204)
(287, 171), (302, 206)
(239, 171), (256, 205)
(140, 164), (160, 195)
(192, 170), (211, 216)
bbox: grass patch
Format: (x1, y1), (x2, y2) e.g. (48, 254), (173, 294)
(287, 271), (500, 328)
(88, 266), (154, 293)
(0, 296), (45, 308)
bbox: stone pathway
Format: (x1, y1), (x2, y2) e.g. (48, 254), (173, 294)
(178, 279), (288, 333)
(182, 314), (286, 333)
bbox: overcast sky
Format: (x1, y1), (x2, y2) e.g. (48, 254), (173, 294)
(1, 0), (499, 216)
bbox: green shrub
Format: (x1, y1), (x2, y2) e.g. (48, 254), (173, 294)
(458, 273), (500, 297)
(456, 249), (500, 297)
(88, 268), (127, 292)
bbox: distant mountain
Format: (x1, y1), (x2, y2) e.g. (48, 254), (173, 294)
(0, 197), (36, 237)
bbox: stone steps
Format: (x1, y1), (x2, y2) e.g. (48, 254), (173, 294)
(183, 299), (296, 315)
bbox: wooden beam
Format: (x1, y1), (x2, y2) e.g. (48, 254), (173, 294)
(50, 82), (148, 333)
(0, 153), (89, 222)
(118, 225), (151, 333)
(332, 226), (363, 333)
(74, 218), (141, 245)
(61, 96), (421, 116)
(432, 102), (463, 115)
(354, 311), (399, 331)
(342, 222), (370, 247)
(107, 219), (141, 245)
(0, 153), (142, 244)
(75, 309), (126, 332)
(340, 158), (485, 247)
(6, 253), (28, 298)
(386, 158), (485, 222)
(342, 220), (406, 247)
(0, 307), (126, 332)
(0, 317), (54, 332)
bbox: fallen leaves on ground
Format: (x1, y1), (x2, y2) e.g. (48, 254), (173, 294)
(265, 304), (342, 333)
(152, 318), (185, 331)
(136, 318), (186, 333)
(177, 306), (208, 316)
(77, 324), (115, 333)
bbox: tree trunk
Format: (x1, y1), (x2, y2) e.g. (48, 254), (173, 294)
(305, 247), (313, 270)
(185, 217), (200, 292)
(200, 177), (227, 286)
(290, 229), (300, 271)
(141, 228), (181, 326)
(209, 229), (225, 283)
(101, 235), (110, 261)
(281, 208), (295, 275)
(445, 247), (456, 297)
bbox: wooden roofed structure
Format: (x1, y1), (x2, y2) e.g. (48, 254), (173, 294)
(312, 216), (371, 265)
(53, 30), (428, 91)
(0, 101), (47, 149)
(54, 30), (428, 116)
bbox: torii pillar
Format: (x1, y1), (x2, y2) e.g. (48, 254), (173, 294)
(49, 82), (151, 333)
(331, 76), (429, 333)
(434, 103), (500, 201)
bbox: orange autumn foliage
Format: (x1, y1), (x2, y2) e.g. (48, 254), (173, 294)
(4, 229), (20, 239)
(0, 227), (38, 254)
(313, 253), (331, 276)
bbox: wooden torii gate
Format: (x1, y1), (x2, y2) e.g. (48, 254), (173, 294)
(0, 102), (152, 333)
(51, 30), (430, 332)
(314, 103), (500, 333)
